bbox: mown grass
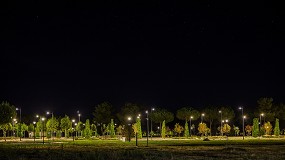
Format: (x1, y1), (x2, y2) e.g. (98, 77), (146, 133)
(1, 139), (285, 159)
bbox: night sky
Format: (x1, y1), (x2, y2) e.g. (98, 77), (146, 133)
(1, 1), (284, 120)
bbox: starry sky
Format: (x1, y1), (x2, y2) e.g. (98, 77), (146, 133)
(0, 1), (284, 119)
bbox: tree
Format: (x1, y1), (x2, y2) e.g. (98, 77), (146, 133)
(257, 97), (275, 122)
(203, 106), (219, 136)
(76, 121), (84, 137)
(46, 117), (59, 138)
(198, 123), (209, 136)
(0, 123), (11, 141)
(84, 119), (92, 139)
(90, 124), (98, 137)
(150, 108), (174, 129)
(274, 118), (280, 136)
(117, 103), (140, 125)
(176, 107), (200, 121)
(174, 123), (183, 137)
(109, 119), (115, 138)
(233, 125), (240, 136)
(245, 125), (252, 136)
(136, 118), (142, 139)
(161, 120), (166, 138)
(21, 123), (28, 138)
(222, 124), (231, 135)
(219, 107), (235, 120)
(93, 102), (113, 125)
(60, 115), (72, 138)
(264, 122), (272, 135)
(184, 121), (189, 138)
(0, 102), (16, 124)
(0, 102), (16, 132)
(252, 118), (259, 137)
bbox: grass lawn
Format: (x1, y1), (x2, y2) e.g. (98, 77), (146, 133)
(1, 138), (285, 159)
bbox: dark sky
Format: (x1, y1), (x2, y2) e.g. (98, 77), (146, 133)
(0, 1), (284, 119)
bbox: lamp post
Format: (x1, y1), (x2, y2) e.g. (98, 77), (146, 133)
(219, 110), (223, 136)
(189, 116), (193, 136)
(41, 117), (45, 144)
(16, 107), (21, 141)
(72, 119), (75, 141)
(259, 113), (264, 137)
(201, 113), (205, 123)
(46, 111), (54, 141)
(128, 117), (132, 142)
(239, 107), (245, 140)
(77, 111), (81, 122)
(33, 121), (36, 142)
(146, 110), (149, 147)
(13, 118), (16, 138)
(150, 108), (155, 139)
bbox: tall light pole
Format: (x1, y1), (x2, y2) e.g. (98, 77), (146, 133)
(259, 113), (264, 137)
(189, 116), (193, 136)
(77, 111), (81, 122)
(72, 119), (76, 141)
(239, 107), (245, 140)
(33, 121), (36, 142)
(13, 118), (17, 138)
(128, 117), (132, 142)
(150, 108), (155, 139)
(146, 110), (149, 147)
(47, 111), (54, 141)
(201, 113), (205, 123)
(219, 110), (222, 136)
(16, 107), (21, 141)
(41, 117), (45, 144)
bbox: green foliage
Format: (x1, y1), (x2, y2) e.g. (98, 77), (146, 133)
(245, 125), (252, 136)
(84, 119), (92, 139)
(161, 120), (166, 138)
(0, 123), (11, 140)
(204, 106), (219, 136)
(274, 118), (280, 136)
(233, 125), (240, 136)
(252, 118), (259, 137)
(150, 108), (174, 124)
(264, 122), (272, 135)
(93, 102), (113, 125)
(117, 103), (140, 124)
(184, 121), (189, 138)
(0, 101), (16, 125)
(222, 124), (231, 135)
(116, 125), (123, 136)
(60, 115), (72, 138)
(176, 107), (200, 121)
(257, 97), (275, 122)
(174, 123), (184, 137)
(136, 118), (142, 139)
(76, 121), (84, 137)
(46, 117), (59, 136)
(90, 124), (98, 137)
(198, 123), (209, 136)
(109, 119), (115, 138)
(219, 106), (235, 120)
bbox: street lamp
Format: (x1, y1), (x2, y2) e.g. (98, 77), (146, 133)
(127, 117), (132, 142)
(219, 110), (222, 136)
(46, 111), (54, 140)
(41, 117), (45, 144)
(33, 121), (36, 142)
(72, 119), (76, 141)
(77, 110), (81, 122)
(13, 118), (16, 138)
(150, 108), (155, 139)
(259, 113), (264, 137)
(201, 113), (205, 123)
(16, 107), (21, 141)
(239, 106), (245, 140)
(189, 116), (193, 136)
(145, 110), (149, 147)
